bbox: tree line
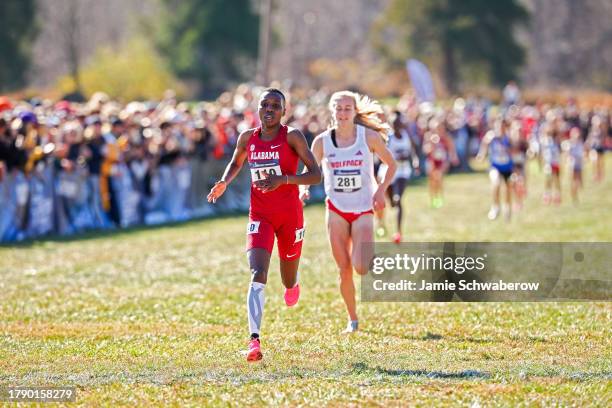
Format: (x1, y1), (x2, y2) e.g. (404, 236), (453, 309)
(1, 0), (533, 96)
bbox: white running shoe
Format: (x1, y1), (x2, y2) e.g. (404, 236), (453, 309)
(342, 320), (359, 334)
(487, 206), (500, 220)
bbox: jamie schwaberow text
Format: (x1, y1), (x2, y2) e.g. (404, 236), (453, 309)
(372, 279), (540, 292)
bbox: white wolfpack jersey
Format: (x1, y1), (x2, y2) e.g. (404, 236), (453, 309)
(590, 129), (603, 149)
(541, 137), (560, 165)
(379, 129), (413, 181)
(569, 140), (584, 168)
(322, 125), (376, 213)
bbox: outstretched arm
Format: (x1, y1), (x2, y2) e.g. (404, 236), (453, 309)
(408, 134), (420, 172)
(445, 134), (460, 166)
(207, 130), (250, 203)
(476, 130), (493, 161)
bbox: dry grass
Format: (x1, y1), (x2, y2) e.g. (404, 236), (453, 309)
(1, 158), (611, 406)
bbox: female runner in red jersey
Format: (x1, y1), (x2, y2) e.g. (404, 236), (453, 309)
(422, 117), (459, 208)
(207, 89), (321, 362)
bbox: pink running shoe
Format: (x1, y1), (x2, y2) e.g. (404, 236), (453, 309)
(392, 232), (402, 244)
(246, 338), (262, 362)
(284, 284), (300, 307)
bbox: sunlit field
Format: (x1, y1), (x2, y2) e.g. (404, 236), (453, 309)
(1, 158), (610, 406)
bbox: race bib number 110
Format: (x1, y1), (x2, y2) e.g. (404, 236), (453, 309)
(250, 163), (282, 182)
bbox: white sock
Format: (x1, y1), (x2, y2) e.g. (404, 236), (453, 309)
(247, 282), (266, 336)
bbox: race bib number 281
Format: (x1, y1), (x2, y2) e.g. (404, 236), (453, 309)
(333, 169), (362, 192)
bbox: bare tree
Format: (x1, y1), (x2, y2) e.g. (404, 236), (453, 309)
(27, 0), (612, 92)
(32, 0), (92, 94)
(522, 0), (612, 89)
(64, 0), (83, 93)
(29, 0), (154, 90)
(257, 0), (273, 85)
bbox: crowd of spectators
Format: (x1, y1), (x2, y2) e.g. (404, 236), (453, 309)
(0, 84), (610, 241)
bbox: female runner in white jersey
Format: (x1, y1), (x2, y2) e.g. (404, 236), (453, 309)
(377, 111), (420, 243)
(565, 127), (585, 204)
(300, 91), (397, 333)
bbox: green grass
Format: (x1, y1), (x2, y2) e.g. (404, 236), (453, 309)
(1, 158), (611, 406)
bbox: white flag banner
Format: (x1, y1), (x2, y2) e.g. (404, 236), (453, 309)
(406, 59), (435, 102)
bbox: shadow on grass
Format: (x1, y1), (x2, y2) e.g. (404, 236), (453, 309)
(374, 331), (444, 341)
(464, 337), (495, 344)
(352, 362), (490, 380)
(422, 332), (443, 340)
(3, 367), (609, 387)
(392, 331), (496, 344)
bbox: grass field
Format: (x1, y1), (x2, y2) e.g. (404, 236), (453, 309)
(1, 159), (611, 406)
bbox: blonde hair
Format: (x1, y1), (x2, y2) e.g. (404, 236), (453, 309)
(329, 91), (390, 141)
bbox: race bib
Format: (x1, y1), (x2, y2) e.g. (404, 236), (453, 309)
(397, 161), (412, 179)
(333, 169), (362, 192)
(247, 221), (260, 234)
(250, 161), (282, 182)
(433, 147), (446, 160)
(395, 149), (411, 161)
(492, 151), (510, 164)
(294, 227), (305, 243)
(491, 144), (510, 164)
